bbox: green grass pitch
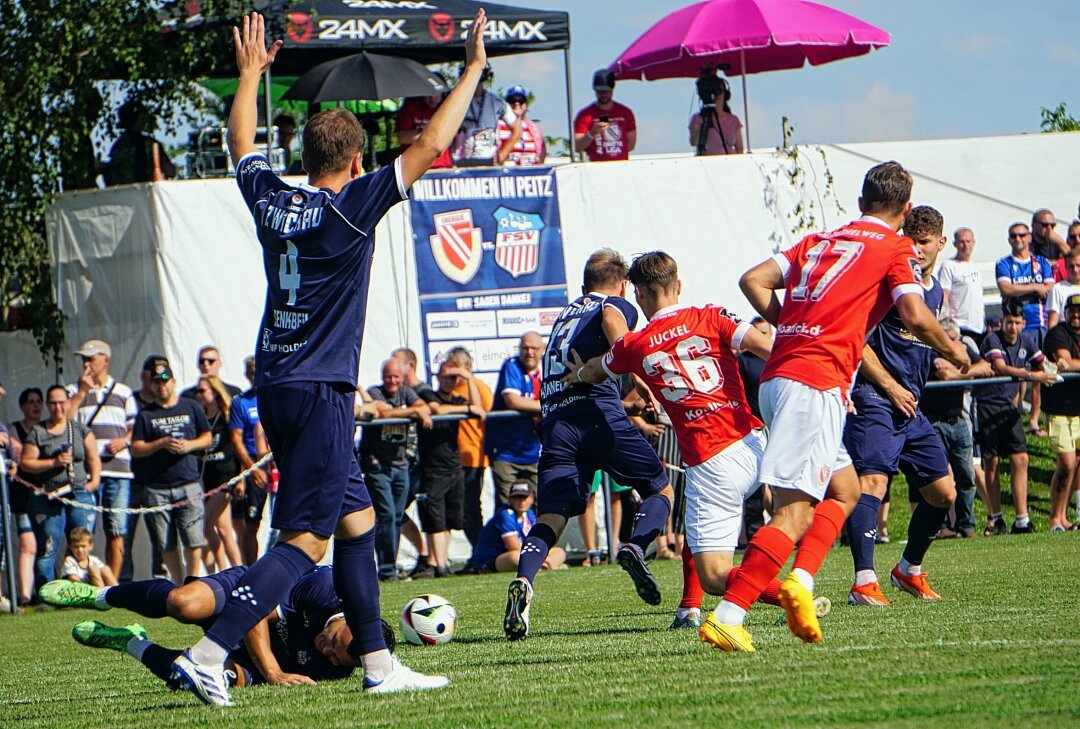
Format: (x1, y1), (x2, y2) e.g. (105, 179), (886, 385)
(2, 438), (1077, 727)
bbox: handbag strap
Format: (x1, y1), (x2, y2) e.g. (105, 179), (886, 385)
(84, 379), (117, 428)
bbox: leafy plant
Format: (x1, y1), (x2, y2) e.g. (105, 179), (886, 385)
(1040, 102), (1080, 133)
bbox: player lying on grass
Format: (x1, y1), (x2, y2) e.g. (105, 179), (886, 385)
(39, 568), (394, 688)
(565, 251), (828, 651)
(503, 249), (675, 642)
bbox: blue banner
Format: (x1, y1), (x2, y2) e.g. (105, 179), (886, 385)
(411, 166), (567, 383)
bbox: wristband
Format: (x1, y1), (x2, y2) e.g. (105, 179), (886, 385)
(575, 369), (585, 383)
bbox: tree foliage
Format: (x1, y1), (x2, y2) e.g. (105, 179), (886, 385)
(0, 0), (236, 366)
(1040, 102), (1080, 133)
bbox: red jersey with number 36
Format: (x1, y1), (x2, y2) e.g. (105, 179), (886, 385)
(603, 305), (764, 466)
(762, 218), (923, 395)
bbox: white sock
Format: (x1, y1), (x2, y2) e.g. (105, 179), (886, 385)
(675, 607), (700, 620)
(711, 600), (746, 626)
(791, 568), (814, 592)
(126, 636), (152, 661)
(363, 649), (394, 681)
(854, 569), (878, 587)
(897, 558), (920, 577)
(1014, 514), (1030, 527)
(95, 588), (110, 610)
(191, 636), (229, 667)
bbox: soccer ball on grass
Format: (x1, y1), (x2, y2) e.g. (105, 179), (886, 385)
(400, 594), (457, 645)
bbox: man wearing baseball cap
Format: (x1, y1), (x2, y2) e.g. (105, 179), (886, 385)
(573, 69), (637, 162)
(497, 85), (546, 166)
(67, 339), (138, 578)
(1042, 292), (1080, 531)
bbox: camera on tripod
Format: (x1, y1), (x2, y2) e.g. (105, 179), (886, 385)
(696, 64), (730, 107)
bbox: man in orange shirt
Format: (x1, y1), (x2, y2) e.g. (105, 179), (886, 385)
(445, 346), (494, 549)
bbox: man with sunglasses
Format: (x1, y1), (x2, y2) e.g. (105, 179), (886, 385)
(497, 86), (546, 166)
(1030, 208), (1067, 261)
(181, 345), (241, 400)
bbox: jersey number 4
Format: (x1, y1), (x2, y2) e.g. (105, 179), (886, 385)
(278, 242), (301, 306)
(642, 335), (723, 403)
(790, 240), (864, 302)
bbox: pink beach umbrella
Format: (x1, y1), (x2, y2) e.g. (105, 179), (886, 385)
(610, 0), (890, 148)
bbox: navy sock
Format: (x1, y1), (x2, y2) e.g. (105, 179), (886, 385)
(204, 543), (316, 652)
(628, 493), (671, 552)
(104, 579), (176, 618)
(848, 494), (882, 573)
(333, 530), (386, 659)
(517, 523), (558, 583)
(141, 645), (182, 683)
(903, 501), (950, 567)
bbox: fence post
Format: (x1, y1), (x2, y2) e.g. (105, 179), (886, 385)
(0, 454), (18, 614)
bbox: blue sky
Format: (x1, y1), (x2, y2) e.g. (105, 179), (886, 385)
(486, 0), (1079, 153)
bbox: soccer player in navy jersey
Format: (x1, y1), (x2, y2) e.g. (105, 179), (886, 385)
(503, 249), (675, 641)
(843, 206), (963, 605)
(166, 11), (491, 705)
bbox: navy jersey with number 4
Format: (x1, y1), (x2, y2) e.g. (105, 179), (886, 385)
(236, 154), (408, 388)
(541, 293), (638, 420)
(853, 277), (944, 403)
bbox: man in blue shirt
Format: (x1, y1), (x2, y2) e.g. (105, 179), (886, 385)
(167, 10), (490, 706)
(843, 207), (958, 606)
(486, 333), (543, 510)
(503, 249), (673, 641)
(228, 356), (267, 564)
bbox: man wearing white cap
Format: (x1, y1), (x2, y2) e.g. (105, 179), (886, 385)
(67, 339), (138, 578)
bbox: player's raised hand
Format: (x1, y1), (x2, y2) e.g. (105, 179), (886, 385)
(233, 12), (282, 76)
(464, 8), (488, 71)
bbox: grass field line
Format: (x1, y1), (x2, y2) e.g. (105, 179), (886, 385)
(826, 636), (1080, 653)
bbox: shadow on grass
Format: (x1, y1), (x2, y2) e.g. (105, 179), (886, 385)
(453, 625), (654, 646)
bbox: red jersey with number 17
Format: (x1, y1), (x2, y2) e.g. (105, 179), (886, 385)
(762, 217), (923, 395)
(603, 304), (763, 467)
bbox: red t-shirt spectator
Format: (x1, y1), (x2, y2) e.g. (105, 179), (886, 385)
(397, 98), (452, 169)
(574, 102), (636, 162)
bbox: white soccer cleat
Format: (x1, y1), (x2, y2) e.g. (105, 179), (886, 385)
(170, 650), (234, 707)
(363, 656), (449, 694)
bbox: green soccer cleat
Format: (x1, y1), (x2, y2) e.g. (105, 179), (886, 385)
(39, 580), (107, 610)
(72, 620), (148, 653)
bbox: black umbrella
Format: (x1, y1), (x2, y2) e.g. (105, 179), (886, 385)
(282, 52), (447, 103)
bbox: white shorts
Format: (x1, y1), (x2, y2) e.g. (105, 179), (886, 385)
(758, 377), (852, 501)
(685, 429), (767, 554)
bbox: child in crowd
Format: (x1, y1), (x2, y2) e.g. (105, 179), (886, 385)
(61, 527), (118, 586)
(466, 482), (565, 573)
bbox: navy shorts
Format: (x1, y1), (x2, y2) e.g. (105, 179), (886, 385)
(844, 395), (949, 485)
(537, 411), (668, 518)
(259, 382), (372, 539)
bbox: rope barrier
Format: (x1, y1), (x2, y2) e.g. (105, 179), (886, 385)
(10, 453), (274, 515)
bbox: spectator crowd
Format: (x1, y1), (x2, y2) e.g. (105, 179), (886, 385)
(3, 206), (1079, 611)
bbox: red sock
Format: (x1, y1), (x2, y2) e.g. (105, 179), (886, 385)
(792, 499), (847, 576)
(727, 566), (783, 606)
(679, 541), (704, 610)
(722, 526), (794, 611)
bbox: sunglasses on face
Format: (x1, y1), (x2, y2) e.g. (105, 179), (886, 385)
(199, 358), (219, 365)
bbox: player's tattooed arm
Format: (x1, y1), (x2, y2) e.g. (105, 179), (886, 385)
(244, 614), (316, 686)
(739, 260), (784, 325)
(227, 13), (282, 166)
(860, 344), (916, 418)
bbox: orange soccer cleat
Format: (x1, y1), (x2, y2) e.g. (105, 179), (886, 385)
(848, 580), (892, 606)
(890, 565), (942, 600)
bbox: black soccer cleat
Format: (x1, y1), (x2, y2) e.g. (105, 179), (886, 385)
(617, 545), (662, 606)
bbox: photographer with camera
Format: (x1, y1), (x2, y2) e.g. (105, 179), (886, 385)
(574, 69), (637, 162)
(689, 67), (744, 156)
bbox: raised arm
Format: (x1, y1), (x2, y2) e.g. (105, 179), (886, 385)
(739, 259), (785, 325)
(226, 13), (283, 166)
(399, 9), (488, 187)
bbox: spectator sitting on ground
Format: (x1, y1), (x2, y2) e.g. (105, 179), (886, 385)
(103, 99), (176, 185)
(61, 527), (117, 587)
(66, 338), (138, 580)
(181, 345), (242, 400)
(1048, 247), (1080, 329)
(485, 332), (543, 509)
(396, 79), (453, 170)
(497, 86), (546, 166)
(574, 69), (636, 162)
(464, 482), (564, 574)
(451, 64), (522, 166)
(1031, 208), (1067, 261)
(416, 361), (482, 577)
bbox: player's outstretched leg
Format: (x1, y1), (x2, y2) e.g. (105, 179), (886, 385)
(670, 542), (703, 629)
(890, 485), (951, 600)
(503, 577), (534, 641)
(618, 489), (672, 606)
(503, 519), (560, 640)
(847, 493), (891, 606)
(72, 620), (148, 652)
(40, 580), (111, 610)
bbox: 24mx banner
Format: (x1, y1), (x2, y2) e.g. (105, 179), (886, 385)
(411, 166), (567, 385)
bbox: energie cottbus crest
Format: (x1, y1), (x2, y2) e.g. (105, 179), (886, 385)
(429, 209), (483, 284)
